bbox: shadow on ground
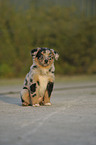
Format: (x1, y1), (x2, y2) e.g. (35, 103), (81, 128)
(0, 95), (21, 106)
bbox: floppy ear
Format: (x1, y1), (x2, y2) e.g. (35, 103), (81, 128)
(30, 48), (40, 59)
(51, 49), (59, 60)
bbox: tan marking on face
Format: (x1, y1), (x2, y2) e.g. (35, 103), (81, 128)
(35, 56), (54, 69)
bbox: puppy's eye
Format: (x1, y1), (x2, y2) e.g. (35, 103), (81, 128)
(49, 55), (53, 60)
(48, 56), (51, 60)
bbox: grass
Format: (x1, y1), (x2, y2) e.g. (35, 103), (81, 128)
(0, 78), (24, 86)
(0, 75), (96, 86)
(55, 74), (96, 83)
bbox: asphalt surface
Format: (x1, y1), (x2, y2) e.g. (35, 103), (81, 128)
(0, 81), (96, 145)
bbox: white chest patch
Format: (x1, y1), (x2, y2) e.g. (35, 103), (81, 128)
(38, 75), (48, 97)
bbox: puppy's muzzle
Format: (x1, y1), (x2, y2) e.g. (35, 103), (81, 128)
(45, 59), (48, 64)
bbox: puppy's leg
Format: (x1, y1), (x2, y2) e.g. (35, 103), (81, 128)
(44, 82), (54, 106)
(30, 83), (40, 107)
(20, 88), (31, 106)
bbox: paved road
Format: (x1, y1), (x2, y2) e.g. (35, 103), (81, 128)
(0, 81), (96, 145)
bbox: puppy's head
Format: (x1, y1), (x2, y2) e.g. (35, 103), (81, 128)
(31, 47), (59, 68)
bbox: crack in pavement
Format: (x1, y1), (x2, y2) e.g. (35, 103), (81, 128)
(15, 98), (80, 145)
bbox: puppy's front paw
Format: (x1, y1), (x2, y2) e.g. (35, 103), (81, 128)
(33, 104), (40, 107)
(22, 102), (29, 106)
(44, 103), (52, 106)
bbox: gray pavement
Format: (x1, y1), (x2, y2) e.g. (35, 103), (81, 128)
(0, 81), (96, 145)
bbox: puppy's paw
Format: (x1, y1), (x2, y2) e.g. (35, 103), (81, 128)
(44, 103), (52, 106)
(22, 102), (29, 106)
(33, 104), (40, 107)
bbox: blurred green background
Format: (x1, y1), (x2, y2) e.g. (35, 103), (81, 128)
(0, 0), (96, 78)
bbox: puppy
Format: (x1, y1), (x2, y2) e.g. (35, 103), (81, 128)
(20, 47), (59, 107)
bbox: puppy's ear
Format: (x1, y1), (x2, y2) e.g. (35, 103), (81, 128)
(31, 48), (40, 59)
(51, 49), (59, 60)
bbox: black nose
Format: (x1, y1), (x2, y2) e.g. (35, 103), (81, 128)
(45, 59), (48, 63)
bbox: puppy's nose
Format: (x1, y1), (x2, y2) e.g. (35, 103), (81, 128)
(45, 59), (48, 63)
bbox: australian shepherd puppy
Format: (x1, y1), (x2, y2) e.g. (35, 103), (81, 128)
(20, 47), (59, 107)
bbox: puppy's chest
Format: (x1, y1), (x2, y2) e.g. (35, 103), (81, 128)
(38, 75), (49, 96)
